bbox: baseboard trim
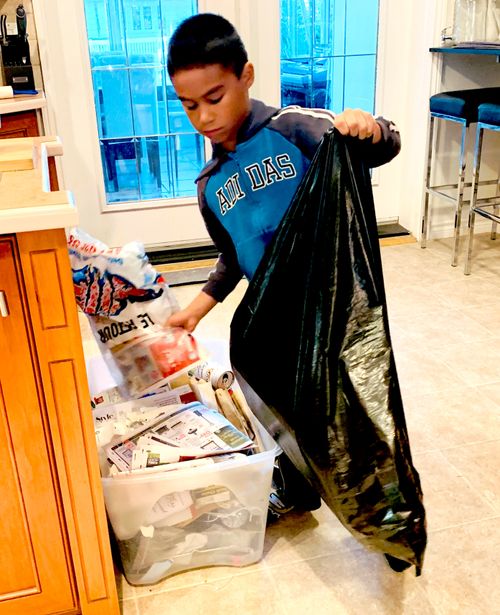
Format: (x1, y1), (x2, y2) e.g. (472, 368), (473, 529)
(147, 244), (219, 266)
(148, 222), (411, 269)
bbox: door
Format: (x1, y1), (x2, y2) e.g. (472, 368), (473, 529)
(33, 0), (441, 247)
(0, 238), (75, 615)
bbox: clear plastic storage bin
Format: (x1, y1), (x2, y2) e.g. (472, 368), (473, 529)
(101, 421), (278, 585)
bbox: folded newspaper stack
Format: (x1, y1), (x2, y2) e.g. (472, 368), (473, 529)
(100, 398), (255, 474)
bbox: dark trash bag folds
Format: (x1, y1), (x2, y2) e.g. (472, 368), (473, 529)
(230, 129), (427, 573)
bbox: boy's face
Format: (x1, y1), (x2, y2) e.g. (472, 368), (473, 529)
(171, 62), (254, 152)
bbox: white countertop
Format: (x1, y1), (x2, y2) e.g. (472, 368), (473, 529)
(0, 136), (79, 234)
(0, 91), (46, 115)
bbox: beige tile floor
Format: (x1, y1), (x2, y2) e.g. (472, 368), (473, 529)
(84, 234), (500, 615)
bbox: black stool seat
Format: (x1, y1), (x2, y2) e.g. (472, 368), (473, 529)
(430, 88), (500, 124)
(478, 102), (500, 127)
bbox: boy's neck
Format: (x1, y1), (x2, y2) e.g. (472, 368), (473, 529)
(221, 106), (252, 152)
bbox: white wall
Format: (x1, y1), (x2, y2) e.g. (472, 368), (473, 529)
(370, 0), (446, 236)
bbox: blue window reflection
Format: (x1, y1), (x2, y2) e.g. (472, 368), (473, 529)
(281, 0), (379, 113)
(84, 0), (203, 205)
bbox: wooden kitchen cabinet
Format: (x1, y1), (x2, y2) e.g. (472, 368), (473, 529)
(0, 108), (40, 139)
(0, 204), (119, 611)
(0, 236), (76, 614)
(0, 107), (58, 190)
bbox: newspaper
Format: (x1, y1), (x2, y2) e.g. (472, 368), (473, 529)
(106, 401), (255, 472)
(93, 388), (197, 448)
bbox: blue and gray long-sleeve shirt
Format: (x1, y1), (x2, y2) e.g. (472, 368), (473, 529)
(196, 99), (400, 302)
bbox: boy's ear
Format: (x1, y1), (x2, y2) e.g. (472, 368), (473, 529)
(241, 62), (255, 88)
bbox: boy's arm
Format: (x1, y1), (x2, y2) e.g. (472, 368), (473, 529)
(199, 195), (244, 302)
(166, 186), (243, 332)
(334, 109), (400, 168)
(270, 106), (400, 168)
(166, 290), (217, 332)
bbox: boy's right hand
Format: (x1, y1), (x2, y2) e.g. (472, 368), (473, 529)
(166, 308), (202, 333)
(334, 108), (381, 143)
(166, 291), (218, 333)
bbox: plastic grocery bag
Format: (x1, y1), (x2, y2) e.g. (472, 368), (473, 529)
(68, 228), (199, 397)
(230, 130), (427, 573)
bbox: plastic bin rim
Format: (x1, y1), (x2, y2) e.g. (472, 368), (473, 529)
(101, 442), (279, 485)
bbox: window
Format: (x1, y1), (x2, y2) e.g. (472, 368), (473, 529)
(280, 0), (379, 113)
(143, 7), (153, 30)
(83, 0), (203, 204)
(132, 6), (141, 30)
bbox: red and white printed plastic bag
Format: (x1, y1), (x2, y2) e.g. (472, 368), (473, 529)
(68, 228), (200, 397)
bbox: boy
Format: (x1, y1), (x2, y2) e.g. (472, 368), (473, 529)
(168, 13), (400, 331)
(166, 14), (400, 515)
(166, 13), (400, 332)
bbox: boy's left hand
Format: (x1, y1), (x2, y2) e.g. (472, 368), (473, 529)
(334, 109), (381, 143)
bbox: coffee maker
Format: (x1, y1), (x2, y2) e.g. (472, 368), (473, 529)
(0, 4), (35, 91)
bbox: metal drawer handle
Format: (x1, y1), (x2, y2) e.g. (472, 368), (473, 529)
(0, 291), (9, 317)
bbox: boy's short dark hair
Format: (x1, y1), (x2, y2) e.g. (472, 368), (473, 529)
(167, 13), (248, 78)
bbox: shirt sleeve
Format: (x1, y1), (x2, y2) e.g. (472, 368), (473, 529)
(268, 106), (336, 159)
(362, 117), (401, 168)
(269, 106), (401, 168)
(197, 182), (243, 303)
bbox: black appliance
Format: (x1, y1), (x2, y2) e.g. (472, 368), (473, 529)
(0, 5), (35, 91)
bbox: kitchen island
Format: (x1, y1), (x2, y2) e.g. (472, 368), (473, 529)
(0, 136), (119, 615)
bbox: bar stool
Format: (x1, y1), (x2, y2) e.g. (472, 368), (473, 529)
(464, 102), (500, 275)
(421, 88), (500, 265)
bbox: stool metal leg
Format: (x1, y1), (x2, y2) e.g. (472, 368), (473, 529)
(491, 172), (499, 239)
(464, 126), (484, 275)
(421, 115), (435, 248)
(451, 123), (468, 266)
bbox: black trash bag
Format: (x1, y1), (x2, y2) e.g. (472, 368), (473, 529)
(230, 129), (427, 573)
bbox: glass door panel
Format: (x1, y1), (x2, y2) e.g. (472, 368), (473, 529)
(83, 0), (204, 205)
(280, 0), (379, 113)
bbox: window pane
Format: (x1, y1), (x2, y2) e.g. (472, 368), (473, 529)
(172, 133), (205, 197)
(281, 59), (313, 107)
(93, 69), (133, 138)
(84, 0), (203, 205)
(281, 0), (313, 59)
(130, 67), (165, 136)
(143, 7), (153, 30)
(280, 0), (378, 114)
(313, 0), (335, 57)
(345, 0), (379, 55)
(160, 0), (198, 52)
(344, 55), (376, 112)
(137, 136), (169, 199)
(332, 0), (346, 56)
(85, 0), (128, 68)
(123, 0), (165, 65)
(312, 58), (331, 108)
(331, 56), (344, 111)
(101, 138), (140, 202)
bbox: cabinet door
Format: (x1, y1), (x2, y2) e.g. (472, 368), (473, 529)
(0, 238), (76, 615)
(0, 110), (39, 138)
